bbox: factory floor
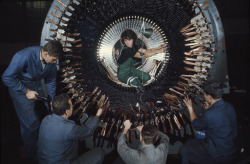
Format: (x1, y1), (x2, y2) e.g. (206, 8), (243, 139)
(1, 69), (250, 164)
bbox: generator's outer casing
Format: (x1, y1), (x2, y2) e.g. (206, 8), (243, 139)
(40, 0), (230, 154)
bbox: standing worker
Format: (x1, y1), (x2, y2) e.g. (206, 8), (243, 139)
(2, 40), (64, 163)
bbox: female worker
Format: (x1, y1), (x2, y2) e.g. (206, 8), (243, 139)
(117, 29), (166, 87)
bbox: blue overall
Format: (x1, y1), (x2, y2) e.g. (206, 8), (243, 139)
(38, 114), (103, 164)
(179, 100), (238, 164)
(2, 46), (57, 160)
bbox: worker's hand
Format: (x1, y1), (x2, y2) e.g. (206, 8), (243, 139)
(96, 108), (103, 117)
(138, 48), (146, 54)
(183, 96), (193, 113)
(123, 120), (132, 130)
(203, 102), (210, 110)
(136, 125), (143, 133)
(157, 43), (166, 49)
(50, 101), (53, 112)
(157, 47), (166, 54)
(122, 120), (132, 134)
(26, 89), (38, 100)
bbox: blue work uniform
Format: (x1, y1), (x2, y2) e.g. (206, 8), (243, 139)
(2, 46), (57, 160)
(38, 114), (103, 164)
(179, 99), (238, 164)
(117, 132), (169, 164)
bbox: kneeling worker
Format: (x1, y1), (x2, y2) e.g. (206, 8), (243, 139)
(117, 120), (170, 164)
(38, 93), (104, 164)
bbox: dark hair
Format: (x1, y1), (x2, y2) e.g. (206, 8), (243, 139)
(42, 40), (64, 59)
(120, 29), (137, 45)
(202, 81), (224, 99)
(52, 93), (70, 116)
(141, 124), (158, 145)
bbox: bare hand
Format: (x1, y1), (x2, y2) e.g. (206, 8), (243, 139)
(26, 89), (38, 100)
(50, 101), (53, 112)
(158, 47), (166, 53)
(96, 108), (103, 116)
(203, 102), (210, 110)
(183, 96), (193, 112)
(136, 125), (143, 133)
(157, 44), (166, 49)
(123, 120), (132, 130)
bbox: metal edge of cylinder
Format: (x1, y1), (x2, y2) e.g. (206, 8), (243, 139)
(201, 0), (230, 93)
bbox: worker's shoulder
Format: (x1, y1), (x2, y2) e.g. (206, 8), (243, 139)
(15, 46), (41, 56)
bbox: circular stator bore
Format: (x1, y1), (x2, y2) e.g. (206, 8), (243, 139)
(97, 16), (169, 87)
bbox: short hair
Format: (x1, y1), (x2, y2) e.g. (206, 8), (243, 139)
(52, 93), (70, 116)
(120, 29), (137, 45)
(42, 40), (64, 59)
(202, 81), (224, 99)
(141, 124), (158, 145)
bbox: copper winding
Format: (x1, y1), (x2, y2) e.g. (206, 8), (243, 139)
(106, 119), (115, 138)
(177, 81), (191, 88)
(192, 1), (208, 11)
(160, 115), (167, 133)
(194, 6), (209, 17)
(163, 94), (175, 106)
(54, 5), (63, 13)
(180, 18), (205, 32)
(91, 90), (102, 105)
(101, 122), (107, 136)
(179, 112), (187, 125)
(185, 35), (212, 42)
(169, 88), (185, 97)
(173, 114), (182, 130)
(166, 114), (174, 132)
(184, 29), (210, 37)
(174, 86), (186, 91)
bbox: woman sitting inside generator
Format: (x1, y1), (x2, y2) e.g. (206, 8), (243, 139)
(117, 29), (166, 87)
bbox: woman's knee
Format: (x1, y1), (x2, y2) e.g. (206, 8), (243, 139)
(143, 73), (150, 82)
